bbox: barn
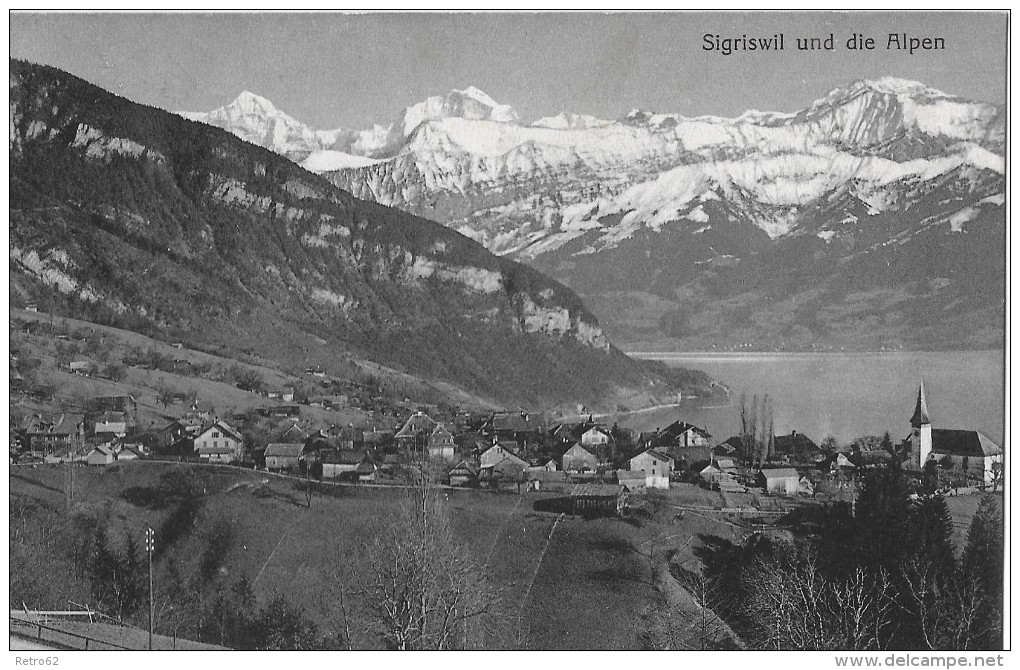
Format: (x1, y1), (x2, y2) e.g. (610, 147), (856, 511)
(757, 468), (800, 496)
(570, 484), (625, 516)
(265, 443), (304, 471)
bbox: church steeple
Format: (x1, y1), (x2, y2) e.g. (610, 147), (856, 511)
(910, 381), (930, 428)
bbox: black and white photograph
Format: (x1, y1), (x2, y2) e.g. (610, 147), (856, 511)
(7, 10), (1008, 659)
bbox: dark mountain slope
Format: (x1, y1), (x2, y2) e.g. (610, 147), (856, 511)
(9, 60), (713, 408)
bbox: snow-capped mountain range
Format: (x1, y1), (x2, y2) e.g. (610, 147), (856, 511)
(179, 78), (1005, 350)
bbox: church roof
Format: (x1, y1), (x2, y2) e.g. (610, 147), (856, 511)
(910, 382), (930, 427)
(931, 430), (1002, 457)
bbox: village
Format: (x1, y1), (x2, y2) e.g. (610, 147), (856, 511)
(11, 366), (1005, 515)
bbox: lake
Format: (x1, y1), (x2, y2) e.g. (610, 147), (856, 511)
(617, 350), (1005, 447)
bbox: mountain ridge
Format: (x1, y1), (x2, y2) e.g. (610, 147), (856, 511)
(9, 59), (718, 408)
(176, 76), (1003, 351)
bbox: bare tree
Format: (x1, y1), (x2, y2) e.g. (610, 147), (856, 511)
(744, 548), (894, 650)
(900, 557), (995, 650)
(354, 460), (506, 649)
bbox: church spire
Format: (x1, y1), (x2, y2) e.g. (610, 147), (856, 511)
(910, 380), (930, 428)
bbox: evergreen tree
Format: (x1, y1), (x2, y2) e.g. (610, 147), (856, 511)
(961, 495), (1003, 649)
(852, 463), (912, 570)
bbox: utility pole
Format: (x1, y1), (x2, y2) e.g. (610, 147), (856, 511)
(145, 527), (154, 650)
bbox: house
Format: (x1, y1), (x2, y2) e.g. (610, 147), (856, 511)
(561, 443), (598, 473)
(265, 443), (305, 471)
(395, 411), (438, 449)
(87, 395), (138, 424)
(115, 445), (145, 461)
(654, 420), (712, 449)
(699, 462), (743, 491)
(448, 459), (479, 487)
(570, 484), (625, 516)
(85, 445), (116, 466)
(757, 468), (801, 495)
(362, 428), (394, 447)
(21, 413), (86, 455)
(616, 470), (647, 491)
(321, 450), (365, 478)
(715, 458), (736, 472)
(580, 425), (611, 448)
(93, 412), (128, 439)
(356, 460), (378, 483)
(479, 449), (530, 486)
(819, 452), (856, 472)
(482, 411), (542, 447)
(530, 458), (557, 472)
(68, 360), (94, 376)
(715, 436), (745, 458)
(480, 444), (523, 469)
(901, 382), (1003, 486)
(278, 422), (306, 443)
(194, 421), (244, 463)
(773, 431), (821, 463)
(268, 387), (295, 402)
(629, 449), (673, 489)
(153, 420), (189, 451)
(428, 423), (456, 460)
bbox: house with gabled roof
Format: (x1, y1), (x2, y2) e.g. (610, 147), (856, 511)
(395, 411), (438, 450)
(629, 449), (673, 489)
(561, 443), (598, 473)
(194, 421), (244, 463)
(448, 459), (479, 487)
(85, 444), (116, 466)
(265, 443), (305, 471)
(773, 431), (821, 463)
(428, 423), (456, 460)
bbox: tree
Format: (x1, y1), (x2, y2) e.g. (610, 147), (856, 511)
(880, 432), (894, 453)
(359, 462), (503, 649)
(104, 362), (127, 382)
(960, 495), (1004, 649)
(253, 594), (319, 650)
(156, 384), (176, 409)
(235, 369), (266, 394)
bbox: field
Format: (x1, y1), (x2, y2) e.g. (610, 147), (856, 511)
(10, 462), (720, 650)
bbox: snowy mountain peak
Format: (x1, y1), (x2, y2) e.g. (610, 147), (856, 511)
(231, 90), (279, 114)
(860, 76), (947, 98)
(400, 87), (520, 136)
(532, 111), (611, 130)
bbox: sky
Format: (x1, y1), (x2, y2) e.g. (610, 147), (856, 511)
(9, 11), (1008, 130)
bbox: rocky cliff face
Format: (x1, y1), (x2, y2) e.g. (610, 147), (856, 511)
(11, 60), (706, 407)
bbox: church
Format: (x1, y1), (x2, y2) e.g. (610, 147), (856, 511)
(902, 382), (1003, 486)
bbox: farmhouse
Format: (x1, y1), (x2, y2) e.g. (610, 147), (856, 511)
(265, 443), (304, 471)
(773, 431), (821, 463)
(757, 468), (800, 496)
(629, 449), (673, 489)
(902, 382), (1003, 485)
(561, 443), (598, 473)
